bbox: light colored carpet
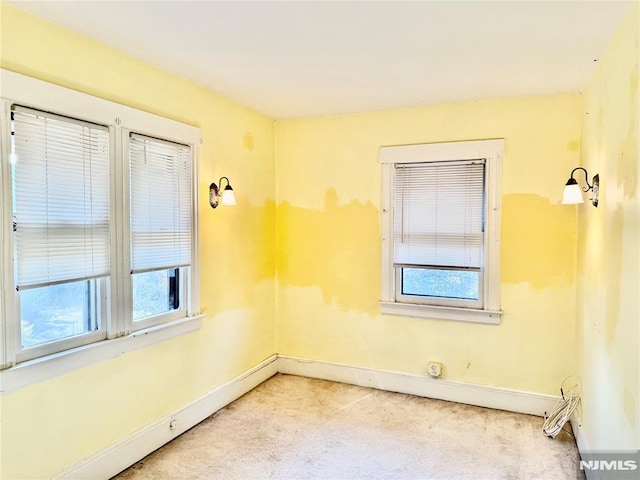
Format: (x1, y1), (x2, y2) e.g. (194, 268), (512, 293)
(114, 374), (582, 480)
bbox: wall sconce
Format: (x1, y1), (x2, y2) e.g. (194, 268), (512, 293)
(209, 177), (237, 209)
(562, 167), (599, 207)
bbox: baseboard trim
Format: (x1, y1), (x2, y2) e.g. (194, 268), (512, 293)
(277, 355), (560, 417)
(571, 415), (600, 480)
(54, 354), (278, 480)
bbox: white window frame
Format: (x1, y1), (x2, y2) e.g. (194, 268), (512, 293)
(379, 139), (503, 325)
(0, 70), (204, 390)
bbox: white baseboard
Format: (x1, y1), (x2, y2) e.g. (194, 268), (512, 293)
(55, 354), (562, 479)
(277, 355), (560, 417)
(54, 354), (278, 480)
(571, 415), (600, 480)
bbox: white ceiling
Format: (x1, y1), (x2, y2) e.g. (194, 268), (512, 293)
(9, 1), (632, 119)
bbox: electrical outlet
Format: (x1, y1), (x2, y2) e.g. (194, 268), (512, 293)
(427, 361), (442, 378)
(169, 419), (177, 430)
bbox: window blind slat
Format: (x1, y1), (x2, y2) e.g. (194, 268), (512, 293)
(12, 108), (111, 289)
(129, 134), (192, 273)
(393, 160), (485, 269)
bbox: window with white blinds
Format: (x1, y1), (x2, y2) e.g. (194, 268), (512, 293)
(393, 159), (485, 271)
(129, 133), (192, 274)
(1, 70), (202, 371)
(12, 106), (110, 290)
(379, 139), (503, 324)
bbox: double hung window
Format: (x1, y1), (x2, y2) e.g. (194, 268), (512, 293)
(380, 139), (503, 324)
(12, 107), (110, 359)
(393, 159), (485, 307)
(0, 70), (201, 370)
(129, 134), (192, 327)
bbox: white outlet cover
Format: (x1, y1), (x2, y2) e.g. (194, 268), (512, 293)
(428, 362), (442, 377)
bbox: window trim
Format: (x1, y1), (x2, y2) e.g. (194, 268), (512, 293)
(0, 69), (203, 372)
(0, 100), (15, 368)
(379, 139), (503, 324)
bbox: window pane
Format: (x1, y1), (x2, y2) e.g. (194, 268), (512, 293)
(20, 280), (97, 348)
(132, 269), (179, 321)
(402, 268), (479, 300)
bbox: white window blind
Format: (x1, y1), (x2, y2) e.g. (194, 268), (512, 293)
(129, 133), (192, 274)
(393, 159), (485, 269)
(12, 106), (110, 290)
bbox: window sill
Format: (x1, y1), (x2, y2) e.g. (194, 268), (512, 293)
(0, 314), (205, 394)
(379, 301), (502, 325)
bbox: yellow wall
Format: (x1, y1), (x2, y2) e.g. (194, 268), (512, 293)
(2, 2), (637, 478)
(576, 3), (639, 450)
(0, 4), (276, 478)
(275, 94), (582, 394)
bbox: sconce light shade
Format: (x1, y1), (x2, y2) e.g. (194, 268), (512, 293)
(561, 167), (599, 207)
(561, 179), (585, 205)
(209, 177), (236, 209)
(221, 184), (237, 206)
